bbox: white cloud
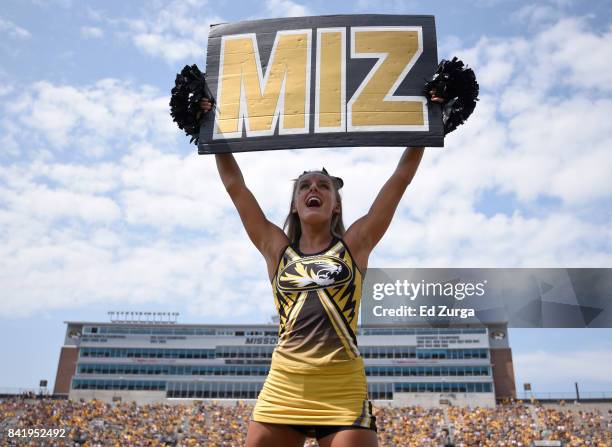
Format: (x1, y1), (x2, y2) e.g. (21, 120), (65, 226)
(31, 0), (73, 8)
(435, 21), (612, 212)
(354, 0), (420, 13)
(118, 146), (233, 229)
(438, 35), (464, 59)
(376, 210), (608, 268)
(512, 4), (565, 28)
(121, 189), (221, 230)
(0, 17), (31, 39)
(1, 15), (612, 320)
(0, 81), (12, 97)
(0, 222), (272, 318)
(133, 33), (203, 63)
(36, 163), (121, 194)
(80, 26), (104, 39)
(2, 184), (120, 224)
(3, 79), (177, 158)
(458, 18), (612, 94)
(110, 1), (223, 64)
(103, 0), (310, 62)
(535, 18), (612, 92)
(264, 0), (310, 17)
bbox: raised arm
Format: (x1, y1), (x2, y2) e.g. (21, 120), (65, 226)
(215, 153), (289, 278)
(344, 146), (425, 270)
(199, 100), (288, 278)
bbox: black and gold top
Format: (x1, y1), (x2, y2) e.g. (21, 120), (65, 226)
(271, 238), (363, 370)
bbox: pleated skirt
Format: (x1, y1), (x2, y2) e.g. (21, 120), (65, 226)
(252, 355), (375, 429)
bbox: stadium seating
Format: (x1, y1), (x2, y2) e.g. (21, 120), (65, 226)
(0, 398), (610, 446)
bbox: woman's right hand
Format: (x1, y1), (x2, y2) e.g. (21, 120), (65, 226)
(200, 99), (213, 114)
(429, 90), (444, 104)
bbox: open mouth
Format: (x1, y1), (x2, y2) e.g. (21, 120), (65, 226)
(306, 196), (322, 208)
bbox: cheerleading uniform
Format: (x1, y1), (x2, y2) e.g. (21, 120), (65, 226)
(252, 238), (377, 439)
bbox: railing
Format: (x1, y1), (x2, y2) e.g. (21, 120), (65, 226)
(516, 391), (612, 400)
(0, 387), (44, 395)
(0, 388), (65, 399)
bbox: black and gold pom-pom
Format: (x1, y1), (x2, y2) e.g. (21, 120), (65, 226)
(169, 64), (215, 145)
(424, 57), (479, 135)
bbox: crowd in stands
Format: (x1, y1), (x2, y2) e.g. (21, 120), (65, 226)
(446, 402), (610, 446)
(0, 398), (610, 446)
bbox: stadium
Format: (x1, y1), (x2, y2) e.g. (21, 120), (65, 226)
(53, 313), (514, 408)
(1, 313), (610, 446)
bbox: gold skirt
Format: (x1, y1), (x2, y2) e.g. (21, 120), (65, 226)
(253, 355), (375, 429)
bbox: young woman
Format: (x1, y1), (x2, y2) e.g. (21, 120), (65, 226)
(200, 97), (435, 447)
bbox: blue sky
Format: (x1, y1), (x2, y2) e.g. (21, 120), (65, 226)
(1, 0), (611, 393)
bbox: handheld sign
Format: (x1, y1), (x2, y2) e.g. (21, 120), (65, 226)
(197, 15), (443, 154)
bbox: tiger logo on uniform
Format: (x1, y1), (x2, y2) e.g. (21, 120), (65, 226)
(272, 239), (362, 367)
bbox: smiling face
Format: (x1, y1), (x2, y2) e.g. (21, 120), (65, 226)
(292, 173), (341, 225)
(283, 170), (346, 243)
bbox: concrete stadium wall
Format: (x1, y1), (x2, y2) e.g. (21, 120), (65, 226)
(69, 390), (167, 405)
(391, 392), (496, 408)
